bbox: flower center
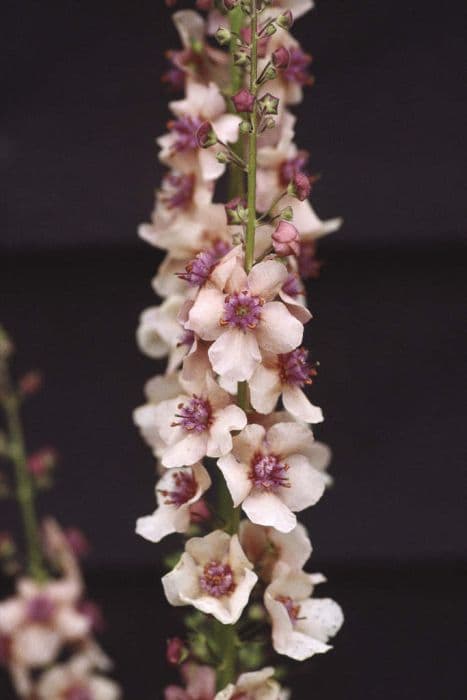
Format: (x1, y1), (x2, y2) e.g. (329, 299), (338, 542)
(278, 348), (317, 387)
(283, 48), (313, 86)
(177, 249), (218, 287)
(173, 396), (212, 433)
(64, 686), (93, 700)
(249, 452), (290, 490)
(159, 470), (198, 507)
(221, 291), (264, 330)
(276, 595), (301, 624)
(26, 595), (55, 623)
(168, 115), (202, 153)
(160, 172), (195, 210)
(199, 561), (236, 598)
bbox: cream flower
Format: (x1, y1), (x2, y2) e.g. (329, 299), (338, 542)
(0, 577), (90, 669)
(136, 463), (211, 543)
(215, 667), (288, 700)
(158, 81), (240, 182)
(186, 259), (304, 384)
(162, 530), (257, 624)
(217, 422), (325, 533)
(133, 373), (185, 456)
(136, 297), (189, 372)
(238, 521), (312, 582)
(149, 374), (247, 468)
(36, 653), (121, 700)
(265, 565), (343, 661)
(249, 348), (323, 423)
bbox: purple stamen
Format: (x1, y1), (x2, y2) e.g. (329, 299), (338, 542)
(168, 115), (203, 153)
(160, 172), (195, 210)
(249, 452), (290, 490)
(177, 249), (218, 287)
(278, 348), (317, 388)
(221, 291), (264, 330)
(283, 47), (314, 86)
(159, 470), (198, 507)
(26, 595), (55, 623)
(173, 396), (212, 433)
(276, 595), (301, 623)
(199, 561), (236, 598)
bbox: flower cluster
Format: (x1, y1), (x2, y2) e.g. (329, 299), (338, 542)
(0, 328), (121, 699)
(136, 1), (343, 695)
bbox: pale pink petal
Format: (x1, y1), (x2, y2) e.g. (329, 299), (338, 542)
(297, 598), (344, 644)
(279, 289), (312, 323)
(161, 433), (208, 468)
(207, 405), (247, 457)
(208, 329), (261, 382)
(214, 114), (241, 144)
(279, 455), (325, 511)
(162, 553), (199, 607)
(249, 364), (281, 414)
(243, 491), (296, 533)
(247, 260), (288, 300)
(282, 385), (323, 424)
(199, 147), (225, 181)
(231, 423), (265, 463)
(256, 302), (303, 354)
(14, 625), (61, 666)
(186, 287), (225, 340)
(173, 10), (205, 48)
(136, 506), (190, 543)
(55, 607), (90, 640)
(216, 453), (251, 507)
(266, 421), (314, 455)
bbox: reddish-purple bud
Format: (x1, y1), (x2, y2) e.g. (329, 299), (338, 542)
(65, 528), (90, 558)
(196, 0), (213, 9)
(27, 448), (58, 477)
(166, 637), (187, 666)
(277, 10), (294, 30)
(272, 221), (300, 257)
(289, 172), (312, 201)
(196, 121), (217, 149)
(272, 46), (291, 70)
(19, 371), (43, 397)
(232, 88), (255, 113)
(190, 498), (211, 523)
(225, 196), (247, 225)
(224, 0), (239, 9)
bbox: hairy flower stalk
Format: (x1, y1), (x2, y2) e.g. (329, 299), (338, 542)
(0, 328), (120, 699)
(136, 1), (344, 697)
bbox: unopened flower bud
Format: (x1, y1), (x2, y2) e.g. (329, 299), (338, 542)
(257, 92), (279, 115)
(280, 205), (294, 221)
(224, 0), (239, 9)
(263, 23), (277, 37)
(232, 88), (255, 113)
(258, 65), (277, 85)
(262, 116), (276, 131)
(272, 221), (300, 256)
(216, 151), (229, 164)
(65, 528), (90, 558)
(225, 197), (248, 224)
(288, 171), (312, 201)
(189, 499), (211, 523)
(19, 371), (43, 397)
(27, 448), (58, 477)
(276, 10), (294, 30)
(196, 0), (213, 9)
(196, 121), (217, 149)
(248, 603), (266, 622)
(215, 25), (231, 46)
(166, 637), (188, 665)
(234, 50), (250, 67)
(239, 119), (252, 134)
(272, 46), (291, 70)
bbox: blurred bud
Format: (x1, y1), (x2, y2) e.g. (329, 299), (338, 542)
(276, 10), (294, 30)
(272, 221), (300, 256)
(263, 22), (277, 37)
(215, 25), (231, 46)
(166, 637), (189, 665)
(27, 447), (58, 477)
(248, 603), (266, 622)
(78, 600), (105, 633)
(224, 0), (239, 9)
(232, 88), (255, 113)
(288, 171), (312, 201)
(0, 533), (15, 559)
(0, 327), (13, 360)
(225, 197), (248, 225)
(65, 528), (90, 558)
(196, 0), (213, 9)
(216, 151), (229, 164)
(189, 499), (211, 523)
(272, 46), (291, 70)
(280, 205), (294, 221)
(258, 65), (277, 84)
(189, 633), (212, 663)
(233, 50), (250, 67)
(19, 371), (43, 397)
(196, 121), (217, 149)
(238, 641), (266, 670)
(257, 92), (279, 115)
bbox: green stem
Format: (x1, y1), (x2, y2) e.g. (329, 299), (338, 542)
(245, 3), (258, 273)
(1, 372), (46, 582)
